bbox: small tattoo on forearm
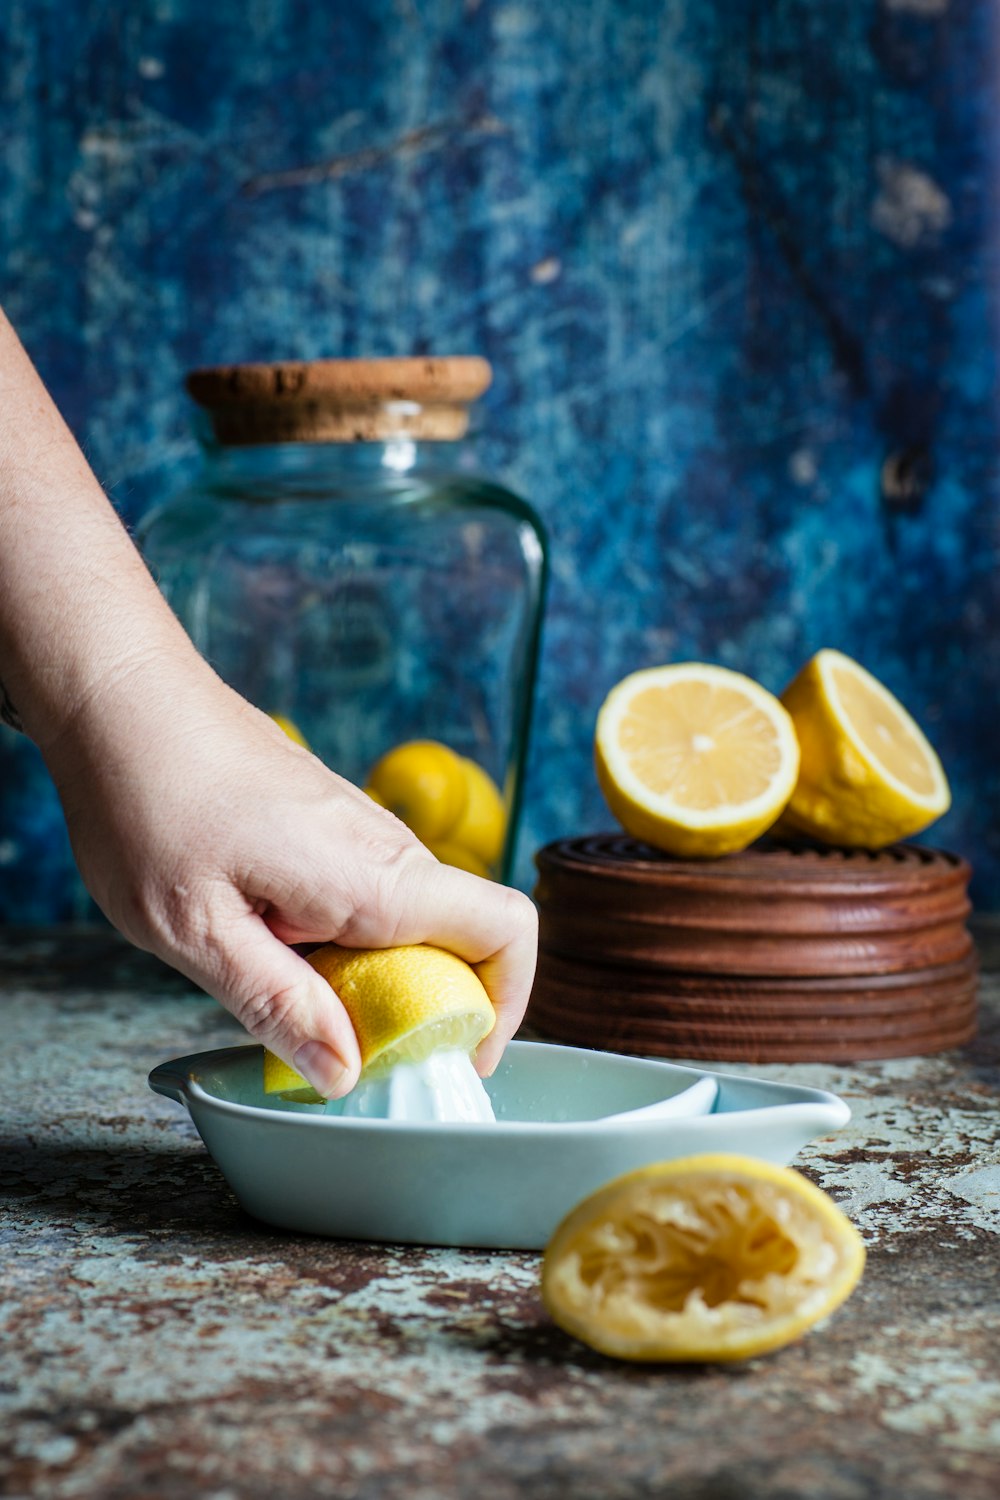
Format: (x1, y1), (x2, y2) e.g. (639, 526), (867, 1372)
(0, 678), (23, 732)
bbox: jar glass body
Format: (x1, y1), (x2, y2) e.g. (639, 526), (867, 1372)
(137, 433), (547, 883)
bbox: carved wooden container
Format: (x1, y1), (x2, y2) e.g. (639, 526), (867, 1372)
(529, 835), (978, 1062)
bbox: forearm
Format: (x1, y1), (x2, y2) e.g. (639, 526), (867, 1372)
(0, 307), (199, 751)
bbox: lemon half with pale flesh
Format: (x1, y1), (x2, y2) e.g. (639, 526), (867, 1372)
(595, 663), (800, 858)
(780, 649), (950, 848)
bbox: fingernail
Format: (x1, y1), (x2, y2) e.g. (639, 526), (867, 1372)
(473, 1044), (498, 1078)
(293, 1041), (352, 1099)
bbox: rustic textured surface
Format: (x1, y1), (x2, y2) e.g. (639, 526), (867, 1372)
(2, 0), (1000, 918)
(2, 926), (998, 1499)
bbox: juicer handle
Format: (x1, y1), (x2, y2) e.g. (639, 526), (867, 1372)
(148, 1057), (192, 1105)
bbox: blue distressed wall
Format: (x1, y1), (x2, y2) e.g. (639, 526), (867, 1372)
(2, 0), (999, 915)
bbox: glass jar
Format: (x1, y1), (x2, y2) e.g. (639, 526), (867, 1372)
(137, 357), (547, 884)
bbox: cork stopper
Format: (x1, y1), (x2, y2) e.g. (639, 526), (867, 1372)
(185, 357), (493, 445)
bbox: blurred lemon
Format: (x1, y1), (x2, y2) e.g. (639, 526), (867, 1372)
(595, 664), (800, 858)
(424, 840), (491, 879)
(364, 739), (505, 875)
(263, 942), (496, 1098)
(542, 1154), (865, 1363)
(780, 649), (950, 847)
(269, 713), (310, 749)
(364, 740), (468, 843)
(446, 758), (506, 867)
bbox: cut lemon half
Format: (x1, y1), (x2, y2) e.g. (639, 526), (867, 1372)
(263, 943), (496, 1099)
(595, 664), (800, 857)
(542, 1154), (865, 1363)
(780, 648), (950, 848)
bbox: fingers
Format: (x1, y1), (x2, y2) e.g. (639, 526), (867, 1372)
(246, 803), (539, 1075)
(165, 911), (363, 1098)
(363, 856), (539, 1076)
(470, 907), (538, 1076)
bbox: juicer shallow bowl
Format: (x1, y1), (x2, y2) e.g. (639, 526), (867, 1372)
(148, 1040), (850, 1250)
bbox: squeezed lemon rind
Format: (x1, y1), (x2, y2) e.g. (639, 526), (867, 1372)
(542, 1153), (866, 1363)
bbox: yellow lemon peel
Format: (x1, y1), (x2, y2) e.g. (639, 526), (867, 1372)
(263, 943), (496, 1099)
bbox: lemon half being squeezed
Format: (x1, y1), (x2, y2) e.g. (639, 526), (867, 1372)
(263, 942), (496, 1100)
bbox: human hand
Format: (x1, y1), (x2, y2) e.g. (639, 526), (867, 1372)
(41, 649), (538, 1099)
(0, 306), (536, 1089)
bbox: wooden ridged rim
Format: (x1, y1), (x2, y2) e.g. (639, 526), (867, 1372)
(534, 836), (972, 977)
(536, 835), (970, 892)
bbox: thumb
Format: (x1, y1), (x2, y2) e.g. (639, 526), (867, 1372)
(192, 915), (362, 1098)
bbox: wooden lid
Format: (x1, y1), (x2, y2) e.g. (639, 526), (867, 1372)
(528, 835), (978, 1061)
(185, 356), (492, 444)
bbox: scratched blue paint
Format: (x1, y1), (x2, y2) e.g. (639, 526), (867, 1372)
(2, 0), (999, 920)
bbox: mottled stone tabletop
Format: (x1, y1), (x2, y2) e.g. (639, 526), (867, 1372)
(2, 927), (998, 1500)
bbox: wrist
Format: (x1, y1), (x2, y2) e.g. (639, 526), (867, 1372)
(0, 307), (204, 755)
(6, 578), (206, 759)
(0, 482), (203, 754)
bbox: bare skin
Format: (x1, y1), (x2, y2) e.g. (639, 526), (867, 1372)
(0, 309), (538, 1097)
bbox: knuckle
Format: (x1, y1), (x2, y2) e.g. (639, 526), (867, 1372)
(329, 812), (429, 942)
(234, 980), (305, 1044)
(498, 884), (538, 939)
(369, 817), (429, 872)
(339, 842), (432, 948)
(114, 876), (209, 956)
(376, 841), (434, 911)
